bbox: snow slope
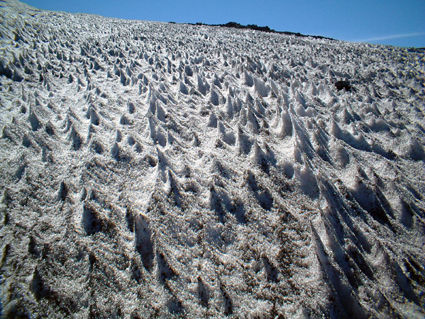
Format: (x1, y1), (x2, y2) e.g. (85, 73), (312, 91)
(1, 0), (425, 317)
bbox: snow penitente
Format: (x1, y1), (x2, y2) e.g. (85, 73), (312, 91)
(1, 0), (424, 317)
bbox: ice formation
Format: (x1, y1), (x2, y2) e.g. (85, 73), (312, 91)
(1, 0), (425, 317)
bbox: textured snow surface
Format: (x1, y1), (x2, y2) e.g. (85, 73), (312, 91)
(1, 0), (425, 317)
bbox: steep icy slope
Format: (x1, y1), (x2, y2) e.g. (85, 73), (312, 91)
(1, 0), (425, 317)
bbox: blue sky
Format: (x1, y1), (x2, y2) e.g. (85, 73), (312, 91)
(22, 0), (425, 48)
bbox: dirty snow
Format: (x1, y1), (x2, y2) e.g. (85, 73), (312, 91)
(1, 0), (425, 317)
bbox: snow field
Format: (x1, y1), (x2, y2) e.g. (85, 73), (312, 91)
(1, 0), (425, 317)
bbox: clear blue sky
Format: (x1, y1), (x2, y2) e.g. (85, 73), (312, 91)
(22, 0), (425, 48)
